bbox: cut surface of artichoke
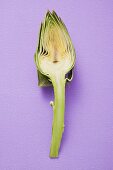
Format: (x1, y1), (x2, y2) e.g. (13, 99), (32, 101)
(35, 11), (76, 158)
(36, 10), (75, 79)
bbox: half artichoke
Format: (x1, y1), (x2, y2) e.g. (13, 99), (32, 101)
(34, 11), (76, 158)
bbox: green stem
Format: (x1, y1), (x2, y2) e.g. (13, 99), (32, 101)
(50, 72), (66, 158)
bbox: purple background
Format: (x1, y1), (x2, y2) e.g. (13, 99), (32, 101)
(0, 0), (113, 170)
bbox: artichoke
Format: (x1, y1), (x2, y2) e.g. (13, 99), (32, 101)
(34, 11), (76, 158)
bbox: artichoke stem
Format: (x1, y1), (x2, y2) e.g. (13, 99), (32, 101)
(50, 73), (66, 158)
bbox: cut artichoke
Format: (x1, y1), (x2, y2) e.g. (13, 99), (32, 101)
(34, 11), (76, 158)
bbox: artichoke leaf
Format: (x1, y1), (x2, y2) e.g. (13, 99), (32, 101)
(37, 69), (52, 87)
